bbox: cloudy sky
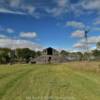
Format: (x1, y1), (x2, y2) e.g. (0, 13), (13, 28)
(0, 0), (100, 51)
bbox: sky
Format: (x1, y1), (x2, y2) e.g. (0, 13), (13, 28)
(0, 0), (100, 51)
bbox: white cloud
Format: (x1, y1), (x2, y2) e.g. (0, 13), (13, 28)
(81, 0), (100, 10)
(71, 30), (85, 38)
(6, 28), (14, 33)
(46, 7), (66, 16)
(92, 27), (100, 31)
(27, 6), (35, 15)
(0, 38), (43, 51)
(0, 0), (100, 18)
(0, 8), (26, 15)
(71, 0), (100, 17)
(66, 21), (85, 29)
(73, 43), (87, 48)
(79, 36), (100, 44)
(56, 0), (68, 7)
(0, 34), (8, 38)
(46, 0), (69, 16)
(68, 0), (100, 17)
(9, 0), (20, 8)
(0, 0), (36, 16)
(20, 32), (37, 38)
(73, 35), (100, 49)
(0, 26), (15, 34)
(94, 18), (100, 25)
(21, 5), (36, 15)
(87, 36), (100, 44)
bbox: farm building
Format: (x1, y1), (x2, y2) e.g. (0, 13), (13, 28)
(32, 47), (67, 64)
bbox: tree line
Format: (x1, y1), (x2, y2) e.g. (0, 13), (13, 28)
(60, 41), (100, 61)
(0, 42), (100, 64)
(0, 48), (41, 64)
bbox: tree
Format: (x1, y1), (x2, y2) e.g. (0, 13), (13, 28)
(36, 51), (42, 57)
(15, 48), (36, 63)
(96, 41), (100, 49)
(76, 52), (83, 61)
(92, 49), (100, 57)
(92, 49), (100, 60)
(9, 50), (16, 64)
(60, 50), (69, 56)
(0, 48), (11, 64)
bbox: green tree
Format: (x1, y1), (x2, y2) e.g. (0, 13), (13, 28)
(0, 48), (11, 64)
(15, 48), (36, 63)
(36, 51), (42, 57)
(92, 49), (100, 57)
(96, 41), (100, 49)
(60, 50), (69, 56)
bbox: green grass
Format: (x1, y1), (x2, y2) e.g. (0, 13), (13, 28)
(0, 63), (100, 100)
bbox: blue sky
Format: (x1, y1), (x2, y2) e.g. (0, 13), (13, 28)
(0, 0), (100, 51)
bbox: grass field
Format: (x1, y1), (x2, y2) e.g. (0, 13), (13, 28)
(0, 62), (100, 100)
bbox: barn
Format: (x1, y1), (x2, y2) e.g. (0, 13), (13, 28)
(32, 47), (66, 64)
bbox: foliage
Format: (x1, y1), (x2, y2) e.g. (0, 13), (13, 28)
(60, 50), (69, 56)
(0, 48), (39, 64)
(0, 47), (100, 64)
(15, 48), (36, 63)
(0, 48), (11, 64)
(96, 41), (100, 49)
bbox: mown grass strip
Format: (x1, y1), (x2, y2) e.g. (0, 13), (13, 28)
(0, 69), (32, 100)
